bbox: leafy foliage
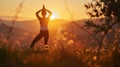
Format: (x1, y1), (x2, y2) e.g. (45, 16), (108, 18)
(85, 0), (120, 33)
(84, 0), (120, 60)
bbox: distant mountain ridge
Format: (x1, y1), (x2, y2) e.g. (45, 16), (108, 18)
(0, 18), (69, 33)
(0, 18), (119, 47)
(0, 16), (32, 20)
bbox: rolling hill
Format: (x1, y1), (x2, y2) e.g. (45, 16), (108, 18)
(0, 18), (119, 48)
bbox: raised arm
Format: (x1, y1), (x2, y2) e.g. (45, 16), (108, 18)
(46, 9), (52, 18)
(36, 9), (42, 19)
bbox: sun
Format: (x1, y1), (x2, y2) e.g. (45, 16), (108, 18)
(50, 12), (59, 20)
(50, 15), (56, 20)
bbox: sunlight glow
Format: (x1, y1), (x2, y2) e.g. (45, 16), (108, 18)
(50, 12), (59, 20)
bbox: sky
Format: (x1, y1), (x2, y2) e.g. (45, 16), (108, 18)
(0, 0), (92, 20)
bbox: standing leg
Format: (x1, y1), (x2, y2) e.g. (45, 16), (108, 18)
(30, 32), (43, 48)
(44, 30), (49, 45)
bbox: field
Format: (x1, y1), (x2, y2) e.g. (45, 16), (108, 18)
(0, 19), (120, 67)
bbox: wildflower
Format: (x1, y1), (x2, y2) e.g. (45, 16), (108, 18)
(68, 39), (74, 45)
(93, 56), (97, 61)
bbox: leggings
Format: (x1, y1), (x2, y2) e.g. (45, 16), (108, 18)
(30, 30), (49, 48)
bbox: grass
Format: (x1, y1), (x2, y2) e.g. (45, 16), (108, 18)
(0, 37), (120, 67)
(1, 26), (120, 67)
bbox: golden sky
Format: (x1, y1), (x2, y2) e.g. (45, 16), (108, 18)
(0, 0), (92, 20)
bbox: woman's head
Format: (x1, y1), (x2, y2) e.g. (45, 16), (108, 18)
(41, 5), (46, 17)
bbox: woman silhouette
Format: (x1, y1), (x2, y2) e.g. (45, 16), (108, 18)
(30, 5), (52, 48)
